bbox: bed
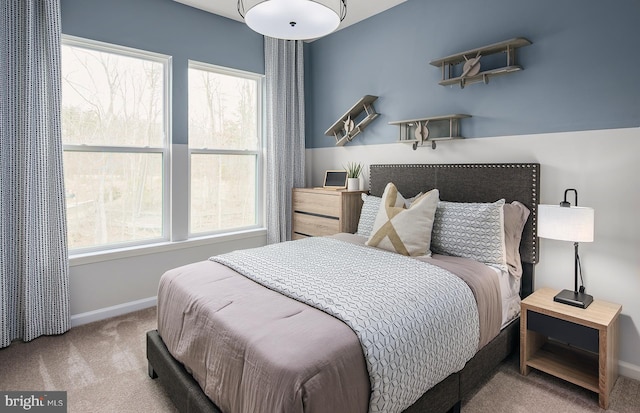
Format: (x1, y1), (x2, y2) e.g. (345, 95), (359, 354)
(147, 163), (540, 413)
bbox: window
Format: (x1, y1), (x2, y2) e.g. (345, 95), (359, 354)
(61, 37), (264, 256)
(188, 62), (263, 235)
(61, 37), (170, 252)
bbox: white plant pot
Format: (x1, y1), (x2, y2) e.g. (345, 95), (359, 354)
(347, 178), (360, 191)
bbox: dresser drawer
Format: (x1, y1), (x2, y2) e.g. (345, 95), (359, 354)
(293, 191), (341, 217)
(293, 212), (340, 237)
(291, 232), (309, 240)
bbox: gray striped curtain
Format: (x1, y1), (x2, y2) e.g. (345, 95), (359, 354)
(265, 38), (306, 244)
(0, 0), (70, 348)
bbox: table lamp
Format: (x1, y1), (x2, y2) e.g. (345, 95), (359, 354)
(537, 189), (595, 308)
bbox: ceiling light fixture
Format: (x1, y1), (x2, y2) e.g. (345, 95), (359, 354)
(238, 0), (347, 41)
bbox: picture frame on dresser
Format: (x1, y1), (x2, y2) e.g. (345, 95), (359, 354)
(322, 170), (348, 189)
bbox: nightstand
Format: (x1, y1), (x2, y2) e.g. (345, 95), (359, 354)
(520, 287), (622, 409)
(291, 188), (365, 239)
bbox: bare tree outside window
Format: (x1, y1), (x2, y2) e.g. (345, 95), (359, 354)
(61, 39), (168, 251)
(61, 38), (263, 252)
(188, 63), (262, 235)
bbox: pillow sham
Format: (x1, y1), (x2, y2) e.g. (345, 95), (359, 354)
(356, 192), (425, 237)
(356, 194), (382, 237)
(431, 199), (507, 271)
(503, 201), (530, 279)
(365, 184), (439, 256)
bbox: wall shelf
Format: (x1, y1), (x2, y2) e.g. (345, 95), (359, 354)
(325, 95), (379, 146)
(389, 114), (471, 150)
(429, 37), (532, 88)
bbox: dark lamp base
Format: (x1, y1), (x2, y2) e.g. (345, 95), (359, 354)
(553, 289), (594, 309)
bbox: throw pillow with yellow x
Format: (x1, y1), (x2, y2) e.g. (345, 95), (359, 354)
(366, 183), (439, 256)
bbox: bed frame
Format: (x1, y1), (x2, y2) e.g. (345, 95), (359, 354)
(147, 163), (540, 413)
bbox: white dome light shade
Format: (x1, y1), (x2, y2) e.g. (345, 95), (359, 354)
(244, 0), (341, 40)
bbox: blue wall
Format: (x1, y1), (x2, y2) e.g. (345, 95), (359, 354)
(306, 0), (640, 148)
(61, 0), (264, 145)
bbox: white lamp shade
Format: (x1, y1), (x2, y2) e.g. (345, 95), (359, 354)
(244, 0), (341, 40)
(537, 204), (594, 242)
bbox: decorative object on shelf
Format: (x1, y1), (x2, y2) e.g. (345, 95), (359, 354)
(389, 114), (471, 150)
(237, 0), (347, 40)
(343, 115), (355, 136)
(461, 51), (482, 78)
(344, 162), (363, 191)
(414, 120), (429, 142)
(430, 37), (532, 88)
(538, 188), (595, 308)
(325, 95), (379, 146)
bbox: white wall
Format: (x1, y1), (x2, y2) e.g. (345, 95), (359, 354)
(307, 127), (640, 378)
(68, 230), (267, 325)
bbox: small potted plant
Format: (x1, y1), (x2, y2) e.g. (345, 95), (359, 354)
(345, 162), (363, 191)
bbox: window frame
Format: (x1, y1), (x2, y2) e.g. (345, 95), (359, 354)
(187, 60), (265, 237)
(61, 35), (172, 254)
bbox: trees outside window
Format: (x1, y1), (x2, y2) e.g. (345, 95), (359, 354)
(61, 37), (264, 253)
(188, 62), (262, 235)
(62, 38), (169, 252)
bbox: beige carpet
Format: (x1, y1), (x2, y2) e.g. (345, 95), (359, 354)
(462, 353), (640, 413)
(0, 307), (177, 413)
(0, 307), (638, 412)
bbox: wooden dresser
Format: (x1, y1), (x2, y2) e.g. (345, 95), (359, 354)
(292, 188), (366, 240)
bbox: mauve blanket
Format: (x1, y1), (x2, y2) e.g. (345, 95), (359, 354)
(157, 235), (500, 413)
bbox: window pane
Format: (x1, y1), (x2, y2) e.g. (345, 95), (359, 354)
(61, 45), (164, 147)
(191, 154), (256, 234)
(64, 152), (163, 250)
(188, 68), (258, 150)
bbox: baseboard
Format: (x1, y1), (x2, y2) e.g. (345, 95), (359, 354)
(619, 360), (640, 381)
(70, 296), (157, 328)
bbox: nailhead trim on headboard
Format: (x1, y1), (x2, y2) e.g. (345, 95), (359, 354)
(368, 163), (540, 264)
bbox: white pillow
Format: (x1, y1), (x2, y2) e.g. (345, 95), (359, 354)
(365, 184), (439, 256)
(431, 200), (507, 271)
(357, 192), (424, 237)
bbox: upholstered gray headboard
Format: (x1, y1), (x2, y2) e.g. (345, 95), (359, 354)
(369, 163), (540, 296)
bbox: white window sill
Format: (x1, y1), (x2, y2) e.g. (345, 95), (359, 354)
(69, 227), (267, 267)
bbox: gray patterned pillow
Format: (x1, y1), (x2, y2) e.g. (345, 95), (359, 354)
(356, 194), (381, 237)
(431, 200), (507, 271)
